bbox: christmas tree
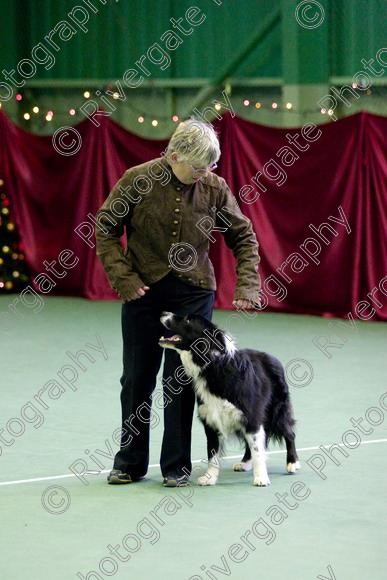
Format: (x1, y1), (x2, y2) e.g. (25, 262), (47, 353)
(0, 178), (30, 293)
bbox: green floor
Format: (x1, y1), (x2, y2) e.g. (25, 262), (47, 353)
(1, 296), (386, 580)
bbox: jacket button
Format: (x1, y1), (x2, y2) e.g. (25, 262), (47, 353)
(172, 231), (177, 236)
(199, 279), (204, 284)
(175, 197), (181, 202)
(174, 208), (180, 213)
(188, 278), (193, 282)
(173, 220), (179, 224)
(176, 186), (182, 191)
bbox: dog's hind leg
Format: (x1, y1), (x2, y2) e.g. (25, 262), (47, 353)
(285, 436), (301, 473)
(197, 424), (221, 486)
(245, 426), (270, 487)
(233, 442), (253, 472)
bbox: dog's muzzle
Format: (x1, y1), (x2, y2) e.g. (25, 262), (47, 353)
(159, 313), (182, 348)
(158, 334), (182, 348)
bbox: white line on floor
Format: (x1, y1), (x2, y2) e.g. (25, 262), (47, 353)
(1, 438), (386, 487)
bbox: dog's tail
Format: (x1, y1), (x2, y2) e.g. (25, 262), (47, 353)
(267, 397), (296, 445)
(265, 361), (296, 445)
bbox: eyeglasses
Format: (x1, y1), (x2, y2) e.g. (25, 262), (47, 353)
(187, 161), (218, 174)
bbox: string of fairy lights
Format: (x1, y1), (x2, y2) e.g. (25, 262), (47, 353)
(0, 83), (376, 127)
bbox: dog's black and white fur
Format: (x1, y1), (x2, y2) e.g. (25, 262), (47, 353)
(159, 312), (300, 486)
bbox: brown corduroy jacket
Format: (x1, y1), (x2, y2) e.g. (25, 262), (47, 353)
(95, 157), (261, 303)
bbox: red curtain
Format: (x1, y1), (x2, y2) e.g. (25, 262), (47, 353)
(0, 110), (386, 320)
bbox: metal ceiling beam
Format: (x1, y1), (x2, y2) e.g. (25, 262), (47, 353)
(24, 77), (282, 89)
(184, 6), (281, 117)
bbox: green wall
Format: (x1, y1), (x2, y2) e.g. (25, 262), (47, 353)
(1, 0), (280, 80)
(1, 0), (385, 83)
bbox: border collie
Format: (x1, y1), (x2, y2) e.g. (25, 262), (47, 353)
(159, 312), (300, 487)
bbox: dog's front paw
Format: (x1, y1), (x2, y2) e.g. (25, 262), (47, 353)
(233, 460), (253, 472)
(287, 461), (301, 474)
(197, 474), (217, 486)
(253, 475), (271, 487)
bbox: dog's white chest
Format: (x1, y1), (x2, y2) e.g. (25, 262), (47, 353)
(180, 351), (243, 436)
(196, 379), (243, 436)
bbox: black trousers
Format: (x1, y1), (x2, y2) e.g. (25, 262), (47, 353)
(113, 272), (215, 478)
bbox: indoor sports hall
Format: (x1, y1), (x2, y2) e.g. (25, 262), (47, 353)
(1, 2), (386, 580)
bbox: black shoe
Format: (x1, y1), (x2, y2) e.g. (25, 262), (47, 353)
(162, 473), (190, 487)
(107, 469), (144, 484)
